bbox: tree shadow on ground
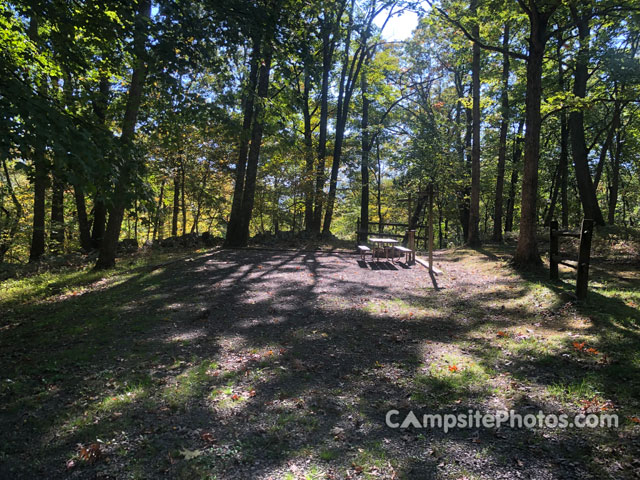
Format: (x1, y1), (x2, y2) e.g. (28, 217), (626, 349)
(1, 247), (638, 479)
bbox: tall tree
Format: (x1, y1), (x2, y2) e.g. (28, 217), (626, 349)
(492, 23), (510, 242)
(27, 15), (48, 262)
(95, 0), (152, 269)
(567, 3), (605, 225)
(513, 0), (560, 266)
(466, 0), (481, 246)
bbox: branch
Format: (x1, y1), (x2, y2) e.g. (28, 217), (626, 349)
(424, 0), (528, 61)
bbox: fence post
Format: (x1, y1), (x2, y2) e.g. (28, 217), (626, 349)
(576, 218), (594, 301)
(550, 220), (559, 280)
(356, 217), (360, 245)
(428, 184), (434, 273)
(408, 230), (416, 264)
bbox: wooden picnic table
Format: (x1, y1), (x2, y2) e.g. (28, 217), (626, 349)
(369, 237), (399, 260)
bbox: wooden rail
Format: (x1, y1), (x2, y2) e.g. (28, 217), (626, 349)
(549, 219), (594, 301)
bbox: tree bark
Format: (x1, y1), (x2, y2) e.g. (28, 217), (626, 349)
(0, 155), (23, 263)
(568, 7), (605, 225)
(28, 16), (48, 262)
(504, 119), (524, 233)
(492, 24), (510, 242)
(181, 160), (187, 236)
(90, 76), (110, 249)
(224, 35), (261, 246)
(557, 39), (569, 229)
(376, 140), (383, 232)
(171, 172), (180, 236)
(514, 2), (558, 267)
(467, 0), (481, 247)
(95, 0), (151, 269)
(71, 184), (91, 252)
(322, 6), (369, 236)
(50, 175), (65, 253)
(312, 9), (340, 235)
(608, 114), (622, 225)
(152, 178), (166, 241)
(360, 64), (370, 243)
(302, 63), (315, 232)
(237, 41), (275, 246)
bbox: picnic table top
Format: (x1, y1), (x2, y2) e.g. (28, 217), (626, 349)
(369, 237), (399, 243)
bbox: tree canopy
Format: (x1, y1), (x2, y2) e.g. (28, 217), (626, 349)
(1, 0), (639, 266)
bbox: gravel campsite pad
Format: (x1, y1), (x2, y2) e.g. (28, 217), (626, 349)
(1, 247), (639, 479)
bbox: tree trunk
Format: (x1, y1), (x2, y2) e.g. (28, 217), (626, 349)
(192, 162), (209, 234)
(557, 39), (569, 229)
(568, 8), (605, 225)
(312, 21), (334, 235)
(514, 4), (557, 267)
(73, 186), (92, 251)
(460, 97), (472, 241)
(50, 175), (65, 253)
(543, 162), (561, 226)
(171, 173), (180, 237)
(322, 14), (369, 236)
(224, 35), (261, 247)
(152, 178), (166, 241)
(95, 0), (151, 269)
(237, 41), (275, 246)
(91, 200), (106, 248)
(608, 118), (622, 225)
(376, 141), (383, 232)
(492, 23), (510, 242)
(504, 119), (524, 233)
(302, 63), (315, 232)
(453, 73), (470, 242)
(1, 155), (23, 263)
(28, 16), (47, 263)
(360, 65), (370, 243)
(181, 160), (187, 236)
(467, 0), (481, 247)
(90, 76), (110, 250)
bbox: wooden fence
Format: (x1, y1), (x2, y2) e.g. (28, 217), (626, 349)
(549, 218), (594, 301)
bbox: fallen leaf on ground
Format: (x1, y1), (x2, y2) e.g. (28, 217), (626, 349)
(180, 448), (202, 460)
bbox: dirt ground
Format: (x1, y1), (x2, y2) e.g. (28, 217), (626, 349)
(1, 247), (638, 479)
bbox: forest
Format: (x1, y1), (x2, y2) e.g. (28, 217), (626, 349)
(1, 0), (638, 269)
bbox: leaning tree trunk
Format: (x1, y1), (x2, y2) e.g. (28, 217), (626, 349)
(1, 155), (23, 263)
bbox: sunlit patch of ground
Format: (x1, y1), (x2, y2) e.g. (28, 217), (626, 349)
(1, 245), (638, 479)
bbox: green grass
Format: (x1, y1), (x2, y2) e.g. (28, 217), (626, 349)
(1, 245), (639, 479)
